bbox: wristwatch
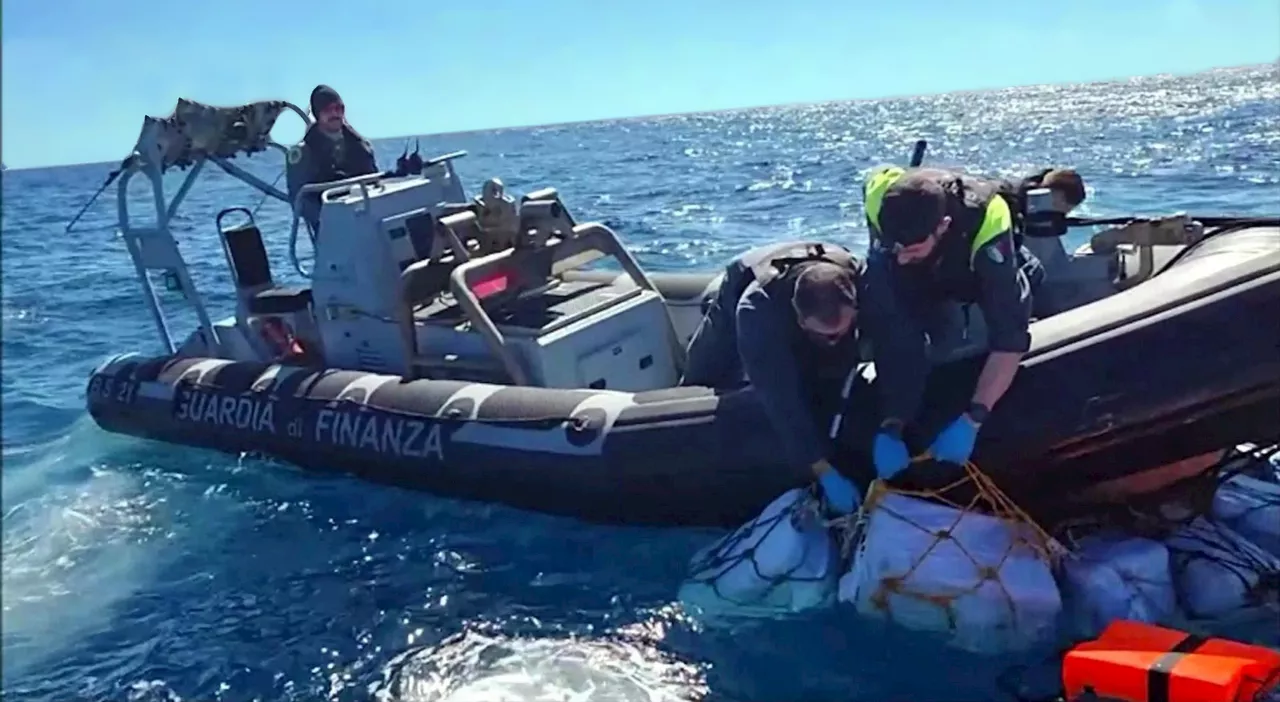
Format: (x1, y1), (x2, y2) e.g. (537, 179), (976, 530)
(966, 402), (991, 425)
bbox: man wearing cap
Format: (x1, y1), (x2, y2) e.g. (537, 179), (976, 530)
(1002, 168), (1087, 218)
(858, 166), (1043, 479)
(286, 84), (380, 234)
(680, 241), (867, 514)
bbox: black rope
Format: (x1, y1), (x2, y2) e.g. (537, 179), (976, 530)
(686, 486), (839, 608)
(1065, 215), (1280, 229)
(1218, 443), (1280, 482)
(65, 155), (137, 233)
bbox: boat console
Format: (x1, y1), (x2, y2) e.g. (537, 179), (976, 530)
(216, 131), (684, 390)
(307, 174), (685, 390)
(101, 97), (686, 391)
(403, 215), (684, 390)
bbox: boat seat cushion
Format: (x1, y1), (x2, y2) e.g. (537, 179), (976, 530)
(248, 286), (313, 315)
(222, 223), (274, 290)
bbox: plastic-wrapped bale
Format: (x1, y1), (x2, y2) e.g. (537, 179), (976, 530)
(1057, 534), (1178, 639)
(1212, 474), (1280, 558)
(678, 487), (839, 616)
(838, 488), (1063, 655)
(1164, 516), (1280, 620)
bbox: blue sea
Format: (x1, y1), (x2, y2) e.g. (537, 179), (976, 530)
(3, 64), (1279, 702)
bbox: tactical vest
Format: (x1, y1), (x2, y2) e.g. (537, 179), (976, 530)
(863, 166), (1015, 302)
(864, 166), (1014, 265)
(748, 241), (862, 292)
(746, 241), (865, 396)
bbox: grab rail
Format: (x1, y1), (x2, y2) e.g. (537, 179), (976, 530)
(446, 222), (686, 386)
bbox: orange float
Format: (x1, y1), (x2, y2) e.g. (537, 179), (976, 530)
(1062, 620), (1280, 702)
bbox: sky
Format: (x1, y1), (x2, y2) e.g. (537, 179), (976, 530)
(2, 0), (1278, 170)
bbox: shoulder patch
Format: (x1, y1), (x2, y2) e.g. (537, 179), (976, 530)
(287, 146), (303, 165)
(986, 245), (1005, 265)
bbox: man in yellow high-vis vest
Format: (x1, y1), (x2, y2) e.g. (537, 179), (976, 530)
(859, 166), (1045, 479)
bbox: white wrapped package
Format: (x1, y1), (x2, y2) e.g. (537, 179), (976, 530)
(1165, 516), (1280, 620)
(679, 488), (838, 615)
(838, 492), (1062, 655)
(1058, 534), (1178, 638)
(1212, 474), (1280, 558)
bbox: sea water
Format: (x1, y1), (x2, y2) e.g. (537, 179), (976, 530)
(4, 64), (1279, 702)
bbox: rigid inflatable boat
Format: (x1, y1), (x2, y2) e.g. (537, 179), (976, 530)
(84, 98), (1280, 527)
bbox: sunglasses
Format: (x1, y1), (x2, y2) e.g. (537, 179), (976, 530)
(798, 314), (855, 343)
(875, 232), (938, 260)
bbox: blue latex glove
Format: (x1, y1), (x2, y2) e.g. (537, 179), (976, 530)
(872, 431), (911, 479)
(818, 469), (860, 515)
(930, 414), (980, 465)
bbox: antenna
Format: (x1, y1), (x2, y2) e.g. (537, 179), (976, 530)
(908, 139), (927, 167)
(407, 139), (423, 174)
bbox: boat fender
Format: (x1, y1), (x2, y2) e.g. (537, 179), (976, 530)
(1061, 619), (1280, 702)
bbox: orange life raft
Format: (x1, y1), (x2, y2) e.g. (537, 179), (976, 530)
(1062, 620), (1280, 702)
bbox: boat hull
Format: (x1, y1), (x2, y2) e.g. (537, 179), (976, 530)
(85, 227), (1280, 527)
(840, 225), (1280, 521)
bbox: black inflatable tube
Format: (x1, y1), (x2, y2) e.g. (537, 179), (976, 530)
(85, 358), (804, 527)
(85, 228), (1280, 528)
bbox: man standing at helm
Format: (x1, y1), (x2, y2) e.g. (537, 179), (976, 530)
(286, 85), (380, 234)
(859, 166), (1044, 480)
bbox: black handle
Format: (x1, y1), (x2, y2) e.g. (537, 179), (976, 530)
(215, 206), (255, 232)
(909, 139), (928, 167)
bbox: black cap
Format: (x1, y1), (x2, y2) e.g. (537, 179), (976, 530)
(877, 171), (947, 246)
(792, 261), (858, 325)
(310, 84), (342, 115)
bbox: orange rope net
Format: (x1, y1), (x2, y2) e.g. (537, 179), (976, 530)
(840, 454), (1067, 638)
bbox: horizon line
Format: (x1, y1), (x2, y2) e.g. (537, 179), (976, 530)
(395, 61), (1273, 141)
(7, 60), (1274, 173)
